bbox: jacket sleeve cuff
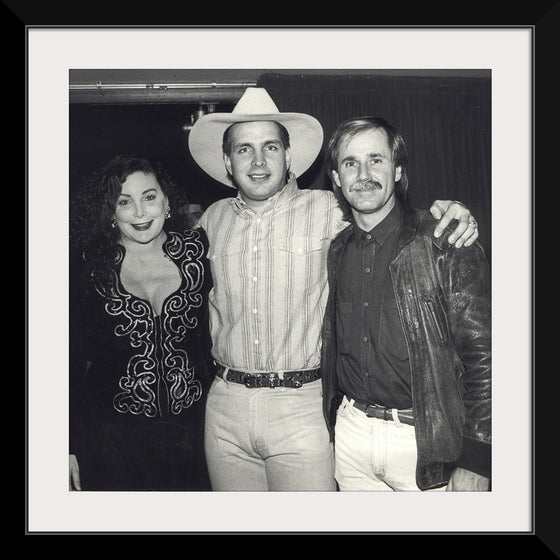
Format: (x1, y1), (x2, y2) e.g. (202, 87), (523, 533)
(456, 436), (491, 479)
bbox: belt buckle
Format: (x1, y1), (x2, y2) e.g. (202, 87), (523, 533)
(243, 373), (278, 388)
(243, 374), (258, 388)
(364, 404), (376, 418)
(365, 403), (386, 419)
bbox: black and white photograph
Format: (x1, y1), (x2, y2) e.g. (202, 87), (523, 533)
(68, 67), (491, 495)
(27, 26), (533, 536)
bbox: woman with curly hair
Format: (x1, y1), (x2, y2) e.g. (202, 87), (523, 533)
(69, 154), (213, 491)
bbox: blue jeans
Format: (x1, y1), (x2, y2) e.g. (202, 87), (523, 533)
(204, 375), (336, 491)
(335, 396), (447, 491)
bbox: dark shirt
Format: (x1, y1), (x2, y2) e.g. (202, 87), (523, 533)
(335, 201), (412, 409)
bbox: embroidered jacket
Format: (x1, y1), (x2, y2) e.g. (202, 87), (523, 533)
(69, 229), (213, 453)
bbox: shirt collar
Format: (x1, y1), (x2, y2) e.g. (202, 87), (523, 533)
(353, 199), (403, 247)
(232, 173), (299, 214)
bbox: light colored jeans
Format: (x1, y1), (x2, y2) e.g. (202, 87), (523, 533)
(204, 375), (336, 491)
(335, 396), (446, 492)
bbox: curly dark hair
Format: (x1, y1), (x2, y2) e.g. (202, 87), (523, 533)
(70, 154), (192, 271)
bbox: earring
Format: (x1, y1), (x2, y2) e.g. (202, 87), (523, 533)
(110, 216), (117, 229)
(165, 204), (171, 219)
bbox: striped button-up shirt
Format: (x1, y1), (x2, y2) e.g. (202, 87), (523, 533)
(198, 175), (346, 373)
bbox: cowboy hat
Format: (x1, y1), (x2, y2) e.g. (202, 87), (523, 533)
(188, 87), (324, 187)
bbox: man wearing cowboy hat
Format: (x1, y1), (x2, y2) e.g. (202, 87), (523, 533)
(188, 88), (479, 491)
(321, 116), (490, 492)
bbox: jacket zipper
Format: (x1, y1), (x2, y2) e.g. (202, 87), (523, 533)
(154, 314), (166, 418)
(424, 298), (445, 342)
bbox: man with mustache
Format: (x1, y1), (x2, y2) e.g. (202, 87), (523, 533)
(188, 89), (481, 491)
(321, 116), (491, 491)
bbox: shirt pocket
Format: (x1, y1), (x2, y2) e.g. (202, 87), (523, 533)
(276, 236), (326, 255)
(378, 298), (410, 362)
(207, 247), (245, 295)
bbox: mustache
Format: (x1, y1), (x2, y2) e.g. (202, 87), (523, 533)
(351, 180), (383, 191)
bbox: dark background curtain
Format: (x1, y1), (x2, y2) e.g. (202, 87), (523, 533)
(257, 73), (491, 257)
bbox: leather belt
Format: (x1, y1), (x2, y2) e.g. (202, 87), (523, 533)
(351, 400), (415, 426)
(215, 364), (321, 389)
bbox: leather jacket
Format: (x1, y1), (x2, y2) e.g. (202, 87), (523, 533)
(321, 203), (491, 490)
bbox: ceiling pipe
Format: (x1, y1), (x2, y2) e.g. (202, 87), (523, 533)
(69, 80), (257, 104)
(69, 81), (257, 91)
